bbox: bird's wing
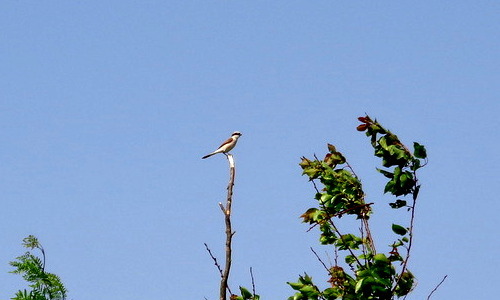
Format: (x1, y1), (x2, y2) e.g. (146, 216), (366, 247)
(217, 137), (234, 149)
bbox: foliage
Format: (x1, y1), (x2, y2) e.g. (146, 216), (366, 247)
(288, 115), (427, 300)
(230, 286), (260, 300)
(10, 235), (67, 300)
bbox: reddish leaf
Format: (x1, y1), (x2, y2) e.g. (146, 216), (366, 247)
(356, 124), (368, 131)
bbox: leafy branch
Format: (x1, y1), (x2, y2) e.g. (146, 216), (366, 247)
(288, 115), (428, 299)
(10, 235), (67, 300)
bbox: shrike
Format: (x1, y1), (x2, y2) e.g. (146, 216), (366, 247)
(202, 131), (242, 159)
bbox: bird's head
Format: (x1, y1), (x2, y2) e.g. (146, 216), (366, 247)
(232, 131), (242, 137)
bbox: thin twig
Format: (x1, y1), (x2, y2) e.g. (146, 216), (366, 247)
(362, 216), (376, 254)
(345, 159), (376, 253)
(306, 222), (319, 232)
(204, 243), (223, 277)
(426, 275), (448, 300)
(310, 247), (331, 275)
(311, 179), (321, 194)
(392, 176), (420, 293)
(325, 250), (334, 268)
(360, 224), (367, 259)
(329, 218), (363, 267)
(40, 245), (46, 273)
(345, 161), (359, 179)
(333, 247), (338, 266)
(250, 267), (256, 296)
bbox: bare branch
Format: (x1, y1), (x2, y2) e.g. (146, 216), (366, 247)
(333, 247), (338, 267)
(250, 267), (256, 297)
(310, 247), (331, 275)
(204, 243), (223, 278)
(311, 179), (321, 194)
(220, 154), (236, 300)
(345, 161), (359, 179)
(427, 275), (448, 300)
(306, 222), (319, 232)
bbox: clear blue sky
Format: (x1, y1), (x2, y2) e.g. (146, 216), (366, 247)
(1, 1), (499, 299)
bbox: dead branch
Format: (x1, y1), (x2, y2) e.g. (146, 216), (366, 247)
(220, 154), (236, 300)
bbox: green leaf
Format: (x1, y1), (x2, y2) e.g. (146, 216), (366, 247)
(373, 253), (389, 264)
(345, 255), (356, 265)
(295, 284), (319, 298)
(378, 136), (388, 149)
(358, 253), (371, 260)
(9, 236), (68, 300)
(300, 208), (320, 224)
(388, 145), (404, 159)
(411, 158), (421, 171)
(303, 168), (320, 179)
(288, 282), (303, 290)
(392, 224), (407, 236)
(299, 285), (316, 293)
(413, 142), (427, 159)
(22, 235), (40, 250)
(302, 273), (313, 284)
(400, 172), (408, 186)
(395, 271), (415, 296)
(377, 168), (393, 179)
(323, 287), (343, 298)
(319, 193), (333, 205)
(389, 199), (407, 209)
(384, 179), (395, 194)
(355, 278), (365, 293)
(392, 240), (403, 247)
(239, 286), (252, 299)
(336, 234), (362, 250)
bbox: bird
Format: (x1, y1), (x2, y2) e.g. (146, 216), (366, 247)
(202, 131), (242, 159)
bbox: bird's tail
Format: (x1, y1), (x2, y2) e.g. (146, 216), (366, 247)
(202, 153), (215, 159)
